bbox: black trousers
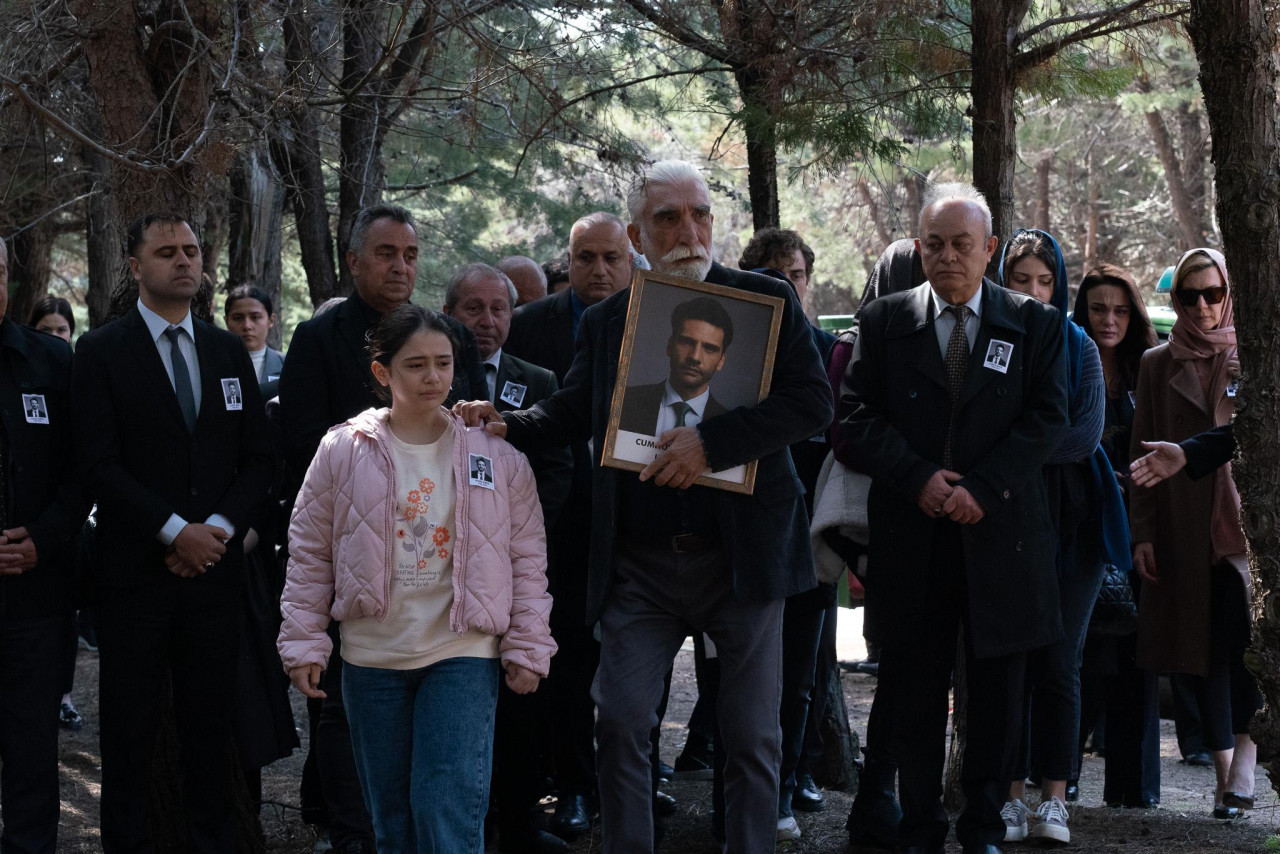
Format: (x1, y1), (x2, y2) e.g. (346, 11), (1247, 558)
(545, 524), (599, 799)
(316, 633), (376, 848)
(493, 677), (550, 839)
(875, 523), (1027, 849)
(99, 582), (242, 854)
(0, 614), (63, 854)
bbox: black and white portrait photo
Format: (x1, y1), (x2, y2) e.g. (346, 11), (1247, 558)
(22, 393), (49, 425)
(468, 453), (494, 488)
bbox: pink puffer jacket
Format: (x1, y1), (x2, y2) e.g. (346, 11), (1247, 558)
(278, 408), (556, 677)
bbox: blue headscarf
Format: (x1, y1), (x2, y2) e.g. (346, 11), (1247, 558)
(998, 229), (1131, 575)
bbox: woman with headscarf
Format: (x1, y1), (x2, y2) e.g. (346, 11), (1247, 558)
(996, 229), (1116, 846)
(1072, 265), (1161, 809)
(1129, 248), (1259, 819)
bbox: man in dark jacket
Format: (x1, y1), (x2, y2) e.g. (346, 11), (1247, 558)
(840, 183), (1070, 854)
(0, 236), (82, 854)
(462, 161), (832, 854)
(71, 214), (275, 853)
(503, 211), (634, 839)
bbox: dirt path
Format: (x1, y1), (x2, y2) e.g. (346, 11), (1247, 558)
(49, 639), (1278, 852)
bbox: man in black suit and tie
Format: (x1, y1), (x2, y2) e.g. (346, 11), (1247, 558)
(444, 260), (573, 852)
(503, 211), (635, 840)
(459, 161), (831, 854)
(840, 183), (1070, 854)
(0, 236), (83, 854)
(71, 213), (274, 853)
(618, 297), (732, 437)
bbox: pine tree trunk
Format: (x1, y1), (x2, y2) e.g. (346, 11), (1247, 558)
(7, 221), (56, 326)
(812, 667), (860, 791)
(82, 140), (123, 331)
(337, 0), (388, 295)
(229, 146), (286, 347)
(1144, 105), (1202, 251)
(736, 71), (781, 231)
(1034, 154), (1051, 232)
(970, 0), (1026, 251)
(1185, 0), (1280, 796)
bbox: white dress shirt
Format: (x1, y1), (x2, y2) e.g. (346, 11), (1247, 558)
(930, 284), (984, 356)
(654, 381), (712, 436)
(136, 299), (234, 546)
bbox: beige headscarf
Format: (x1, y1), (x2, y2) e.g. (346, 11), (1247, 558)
(1168, 247), (1244, 561)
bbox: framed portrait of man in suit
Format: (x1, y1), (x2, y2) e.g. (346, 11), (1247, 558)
(603, 270), (784, 494)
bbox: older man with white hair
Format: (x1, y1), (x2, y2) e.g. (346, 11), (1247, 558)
(839, 182), (1070, 854)
(458, 161), (831, 853)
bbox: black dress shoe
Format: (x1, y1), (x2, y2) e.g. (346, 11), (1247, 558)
(1065, 781), (1080, 802)
(657, 760), (675, 784)
(1183, 750), (1213, 767)
(654, 789), (677, 817)
(1213, 804), (1242, 820)
(845, 759), (901, 850)
(498, 828), (570, 854)
(793, 771), (826, 812)
(549, 794), (594, 840)
(673, 735), (715, 781)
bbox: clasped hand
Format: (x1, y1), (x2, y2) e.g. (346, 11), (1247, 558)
(0, 527), (38, 574)
(639, 427), (708, 489)
(165, 523), (229, 578)
(917, 469), (984, 525)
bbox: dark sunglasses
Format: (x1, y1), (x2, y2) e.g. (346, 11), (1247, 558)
(1175, 286), (1228, 307)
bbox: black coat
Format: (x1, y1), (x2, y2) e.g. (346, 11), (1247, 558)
(71, 308), (276, 588)
(505, 262), (833, 624)
(493, 351), (572, 529)
(278, 293), (486, 482)
(840, 281), (1070, 657)
(507, 288), (577, 384)
(0, 321), (83, 617)
(617, 380), (728, 436)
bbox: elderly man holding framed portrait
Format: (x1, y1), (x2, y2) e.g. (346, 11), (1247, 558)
(457, 160), (831, 854)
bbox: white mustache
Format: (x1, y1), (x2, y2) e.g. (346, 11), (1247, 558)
(659, 245), (709, 265)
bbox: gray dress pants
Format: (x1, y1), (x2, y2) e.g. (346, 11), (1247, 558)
(593, 542), (784, 854)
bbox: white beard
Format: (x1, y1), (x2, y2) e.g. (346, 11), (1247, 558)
(649, 243), (713, 281)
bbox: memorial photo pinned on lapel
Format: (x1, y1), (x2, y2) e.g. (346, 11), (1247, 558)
(603, 269), (784, 494)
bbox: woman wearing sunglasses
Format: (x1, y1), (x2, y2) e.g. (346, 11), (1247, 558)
(1129, 248), (1259, 818)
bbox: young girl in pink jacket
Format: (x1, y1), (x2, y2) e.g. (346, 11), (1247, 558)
(278, 305), (555, 853)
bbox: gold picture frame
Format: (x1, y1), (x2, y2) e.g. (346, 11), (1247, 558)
(602, 268), (785, 494)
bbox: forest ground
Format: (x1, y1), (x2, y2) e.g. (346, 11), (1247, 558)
(49, 609), (1279, 853)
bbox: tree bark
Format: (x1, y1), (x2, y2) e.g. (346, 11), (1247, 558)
(857, 179), (894, 250)
(1185, 0), (1280, 798)
(736, 71), (781, 231)
(1034, 154), (1051, 232)
(7, 221), (56, 326)
(1084, 148), (1100, 270)
(970, 0), (1028, 252)
(1177, 104), (1212, 240)
(1144, 105), (1202, 250)
(337, 0), (388, 295)
(811, 667), (860, 791)
(82, 142), (123, 331)
(228, 146), (285, 347)
(271, 1), (340, 309)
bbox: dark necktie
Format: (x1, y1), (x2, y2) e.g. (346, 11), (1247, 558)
(165, 326), (198, 433)
(485, 363), (498, 403)
(943, 305), (970, 469)
(672, 401), (694, 427)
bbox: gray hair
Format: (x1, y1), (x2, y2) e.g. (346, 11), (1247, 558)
(626, 161), (708, 222)
(919, 182), (993, 237)
(568, 211), (627, 247)
(444, 263), (517, 311)
(349, 204), (418, 256)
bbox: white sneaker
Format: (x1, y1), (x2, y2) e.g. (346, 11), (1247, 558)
(776, 815), (801, 841)
(1001, 798), (1029, 842)
(1030, 796), (1070, 844)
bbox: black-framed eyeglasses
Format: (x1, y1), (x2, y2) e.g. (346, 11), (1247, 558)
(1175, 286), (1228, 307)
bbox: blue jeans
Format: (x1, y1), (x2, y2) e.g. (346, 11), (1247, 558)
(343, 657), (500, 854)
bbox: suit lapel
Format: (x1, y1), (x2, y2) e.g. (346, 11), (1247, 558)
(125, 309), (189, 430)
(193, 321), (223, 431)
(894, 284), (948, 391)
(336, 298), (372, 371)
(1169, 358), (1209, 413)
(495, 354), (524, 410)
(551, 289), (576, 373)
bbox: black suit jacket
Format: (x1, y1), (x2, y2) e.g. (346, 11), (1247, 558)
(617, 380), (728, 436)
(506, 288), (577, 383)
(71, 308), (275, 587)
(840, 280), (1070, 657)
(0, 321), (83, 617)
(504, 262), (833, 624)
(278, 293), (486, 482)
(494, 351), (572, 528)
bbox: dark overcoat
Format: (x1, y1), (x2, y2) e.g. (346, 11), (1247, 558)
(504, 262), (833, 625)
(1128, 343), (1238, 676)
(839, 280), (1070, 657)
